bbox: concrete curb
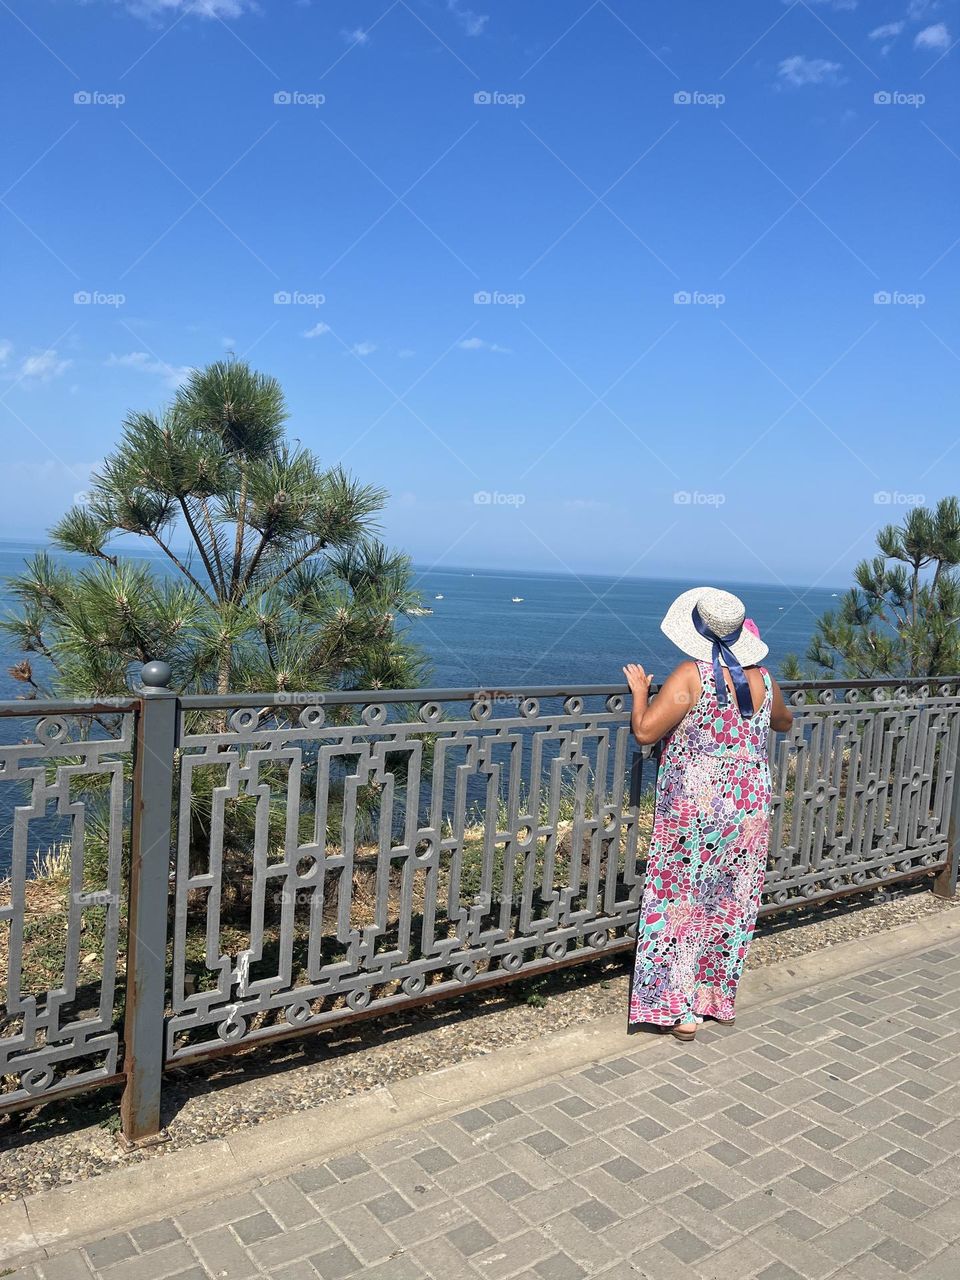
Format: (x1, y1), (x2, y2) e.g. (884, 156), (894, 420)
(4, 907), (960, 1269)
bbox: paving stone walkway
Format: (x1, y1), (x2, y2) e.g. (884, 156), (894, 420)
(9, 935), (960, 1280)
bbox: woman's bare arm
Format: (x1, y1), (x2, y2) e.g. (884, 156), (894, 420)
(769, 676), (794, 732)
(623, 661), (699, 746)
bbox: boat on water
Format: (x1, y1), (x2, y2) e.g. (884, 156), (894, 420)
(511, 596), (524, 603)
(407, 606), (434, 616)
(434, 593), (444, 600)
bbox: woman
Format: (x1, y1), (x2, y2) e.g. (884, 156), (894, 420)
(623, 587), (793, 1041)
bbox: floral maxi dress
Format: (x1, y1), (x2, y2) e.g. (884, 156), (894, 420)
(628, 659), (773, 1027)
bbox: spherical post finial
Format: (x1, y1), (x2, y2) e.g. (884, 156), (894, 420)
(140, 660), (172, 690)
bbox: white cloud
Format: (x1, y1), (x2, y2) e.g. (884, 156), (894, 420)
(869, 22), (905, 40)
(459, 337), (510, 353)
(351, 341), (377, 356)
(341, 27), (368, 45)
(221, 336), (236, 350)
(907, 0), (940, 20)
(303, 322), (330, 338)
(17, 350), (72, 384)
(122, 0), (251, 19)
(447, 0), (488, 36)
(105, 351), (193, 388)
(397, 348), (416, 359)
(915, 22), (950, 48)
(777, 55), (844, 87)
(0, 339), (12, 366)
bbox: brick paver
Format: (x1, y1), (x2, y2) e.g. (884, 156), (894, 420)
(11, 936), (960, 1280)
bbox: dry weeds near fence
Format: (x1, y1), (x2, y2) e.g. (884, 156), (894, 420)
(1, 668), (959, 1144)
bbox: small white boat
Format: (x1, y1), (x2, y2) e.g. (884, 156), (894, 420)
(434, 593), (444, 600)
(407, 606), (434, 616)
(512, 596), (524, 603)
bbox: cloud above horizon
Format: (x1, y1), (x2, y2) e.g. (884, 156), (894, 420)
(869, 22), (906, 41)
(459, 337), (510, 353)
(2, 347), (73, 386)
(122, 0), (251, 18)
(915, 22), (951, 49)
(785, 0), (857, 9)
(447, 0), (488, 36)
(777, 55), (844, 87)
(118, 0), (490, 31)
(105, 351), (193, 388)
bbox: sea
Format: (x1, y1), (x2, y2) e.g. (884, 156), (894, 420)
(0, 540), (841, 699)
(0, 539), (841, 878)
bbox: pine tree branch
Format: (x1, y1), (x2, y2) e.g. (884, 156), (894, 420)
(178, 496), (222, 598)
(257, 538), (326, 594)
(236, 528), (272, 599)
(230, 469), (249, 596)
(199, 495), (228, 596)
(144, 530), (216, 606)
(931, 557), (943, 610)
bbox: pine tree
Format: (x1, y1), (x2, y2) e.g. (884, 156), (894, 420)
(3, 360), (428, 698)
(783, 498), (960, 681)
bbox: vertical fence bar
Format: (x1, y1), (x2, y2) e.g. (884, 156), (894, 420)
(934, 710), (960, 899)
(120, 661), (177, 1146)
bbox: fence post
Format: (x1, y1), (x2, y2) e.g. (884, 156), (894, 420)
(934, 712), (960, 899)
(119, 660), (177, 1147)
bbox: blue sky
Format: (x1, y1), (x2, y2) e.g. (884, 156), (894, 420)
(1, 0), (957, 587)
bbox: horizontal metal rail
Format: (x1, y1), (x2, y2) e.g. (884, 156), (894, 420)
(1, 667), (958, 1145)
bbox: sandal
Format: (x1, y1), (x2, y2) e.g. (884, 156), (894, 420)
(670, 1021), (699, 1042)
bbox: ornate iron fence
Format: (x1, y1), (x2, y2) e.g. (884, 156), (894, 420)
(2, 667), (959, 1144)
(0, 698), (135, 1112)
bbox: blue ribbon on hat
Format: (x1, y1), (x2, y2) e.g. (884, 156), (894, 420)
(691, 606), (754, 716)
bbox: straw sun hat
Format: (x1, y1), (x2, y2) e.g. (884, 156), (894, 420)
(660, 587), (768, 667)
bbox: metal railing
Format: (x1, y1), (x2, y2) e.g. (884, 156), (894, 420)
(2, 665), (959, 1144)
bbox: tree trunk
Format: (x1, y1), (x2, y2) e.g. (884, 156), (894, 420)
(217, 644), (231, 696)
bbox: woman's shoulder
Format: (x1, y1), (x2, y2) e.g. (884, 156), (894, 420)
(670, 658), (704, 684)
